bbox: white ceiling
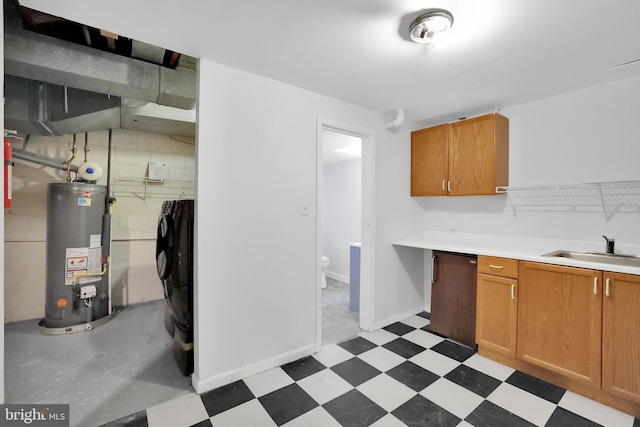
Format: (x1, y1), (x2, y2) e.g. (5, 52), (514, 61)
(19, 0), (640, 128)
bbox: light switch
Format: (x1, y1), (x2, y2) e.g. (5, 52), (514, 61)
(301, 202), (310, 216)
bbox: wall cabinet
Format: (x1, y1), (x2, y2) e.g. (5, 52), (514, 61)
(518, 262), (602, 389)
(411, 113), (509, 196)
(476, 256), (518, 358)
(602, 272), (640, 404)
(411, 124), (448, 195)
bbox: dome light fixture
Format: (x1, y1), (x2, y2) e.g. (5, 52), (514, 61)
(409, 9), (454, 44)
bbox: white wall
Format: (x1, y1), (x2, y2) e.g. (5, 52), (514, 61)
(323, 158), (361, 282)
(193, 59), (425, 392)
(417, 75), (640, 248)
(373, 117), (427, 325)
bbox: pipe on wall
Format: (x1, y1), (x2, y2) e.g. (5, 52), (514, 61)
(384, 108), (405, 130)
(12, 147), (79, 173)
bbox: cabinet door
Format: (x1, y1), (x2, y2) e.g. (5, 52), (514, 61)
(431, 251), (477, 348)
(448, 114), (508, 195)
(602, 272), (640, 403)
(518, 262), (602, 389)
(411, 124), (448, 196)
(476, 273), (518, 357)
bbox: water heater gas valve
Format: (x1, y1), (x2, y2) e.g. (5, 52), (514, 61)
(79, 285), (97, 299)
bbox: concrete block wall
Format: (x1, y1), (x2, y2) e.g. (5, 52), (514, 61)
(4, 129), (195, 323)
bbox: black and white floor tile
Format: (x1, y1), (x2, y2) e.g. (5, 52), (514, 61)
(100, 312), (640, 427)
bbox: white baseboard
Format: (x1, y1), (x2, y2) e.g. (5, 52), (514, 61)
(370, 306), (424, 331)
(325, 271), (349, 284)
(192, 343), (316, 394)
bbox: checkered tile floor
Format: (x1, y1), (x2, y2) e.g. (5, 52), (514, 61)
(100, 312), (640, 427)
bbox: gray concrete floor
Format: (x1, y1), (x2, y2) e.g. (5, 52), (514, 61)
(4, 300), (193, 427)
(4, 281), (359, 427)
(321, 277), (361, 345)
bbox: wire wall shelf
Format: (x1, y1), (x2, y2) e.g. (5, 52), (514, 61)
(498, 180), (640, 220)
(112, 176), (195, 200)
(498, 180), (640, 193)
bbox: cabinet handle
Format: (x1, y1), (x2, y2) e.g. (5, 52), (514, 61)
(489, 264), (504, 271)
(605, 278), (610, 297)
(447, 181), (451, 192)
(593, 277), (598, 295)
(511, 284), (516, 300)
(442, 179), (446, 191)
(431, 255), (437, 285)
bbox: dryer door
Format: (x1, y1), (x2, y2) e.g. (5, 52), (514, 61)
(156, 202), (175, 280)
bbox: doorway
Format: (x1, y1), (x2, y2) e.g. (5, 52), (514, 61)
(321, 129), (362, 345)
(316, 118), (375, 350)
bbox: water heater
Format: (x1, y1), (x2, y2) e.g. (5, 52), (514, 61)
(43, 183), (110, 332)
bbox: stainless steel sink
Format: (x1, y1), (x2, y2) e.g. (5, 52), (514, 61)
(543, 250), (640, 268)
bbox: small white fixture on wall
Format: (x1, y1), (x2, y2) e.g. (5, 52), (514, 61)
(384, 108), (405, 130)
(147, 161), (167, 182)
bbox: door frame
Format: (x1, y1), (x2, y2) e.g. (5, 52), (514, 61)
(315, 117), (375, 350)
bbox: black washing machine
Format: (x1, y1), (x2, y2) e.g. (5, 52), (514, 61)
(156, 199), (194, 375)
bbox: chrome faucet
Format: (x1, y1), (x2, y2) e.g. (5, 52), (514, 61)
(602, 235), (615, 254)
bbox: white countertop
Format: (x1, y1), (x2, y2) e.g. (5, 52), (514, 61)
(393, 230), (640, 275)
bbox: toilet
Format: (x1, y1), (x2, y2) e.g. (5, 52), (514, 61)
(321, 256), (330, 288)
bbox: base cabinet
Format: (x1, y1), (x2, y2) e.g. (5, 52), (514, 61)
(602, 272), (640, 404)
(477, 260), (640, 417)
(518, 262), (602, 389)
(476, 256), (518, 358)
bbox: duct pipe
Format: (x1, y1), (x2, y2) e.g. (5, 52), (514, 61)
(4, 27), (197, 110)
(384, 108), (405, 130)
(12, 148), (79, 173)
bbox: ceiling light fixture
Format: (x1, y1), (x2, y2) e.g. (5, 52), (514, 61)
(409, 9), (454, 44)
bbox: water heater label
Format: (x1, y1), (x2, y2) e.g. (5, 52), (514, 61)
(78, 197), (92, 206)
(67, 257), (88, 269)
(90, 234), (101, 248)
(65, 246), (102, 285)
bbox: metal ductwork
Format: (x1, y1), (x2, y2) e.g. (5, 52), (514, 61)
(4, 26), (196, 111)
(4, 73), (198, 137)
(121, 101), (197, 137)
(4, 75), (122, 136)
(3, 2), (197, 137)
